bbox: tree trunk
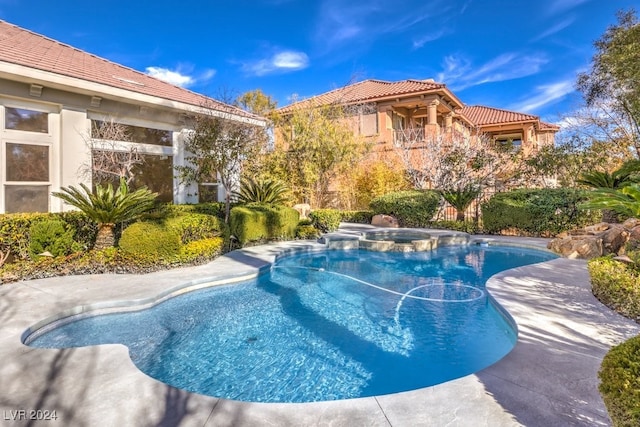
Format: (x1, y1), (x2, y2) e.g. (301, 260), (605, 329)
(94, 224), (115, 250)
(456, 210), (465, 222)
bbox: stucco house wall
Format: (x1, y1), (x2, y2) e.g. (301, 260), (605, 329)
(0, 20), (264, 214)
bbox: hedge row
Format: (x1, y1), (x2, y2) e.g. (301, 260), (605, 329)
(599, 335), (640, 427)
(481, 188), (600, 236)
(230, 204), (299, 245)
(589, 256), (640, 322)
(369, 190), (440, 228)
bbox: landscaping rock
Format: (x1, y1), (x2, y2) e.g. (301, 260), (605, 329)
(548, 218), (640, 259)
(371, 214), (399, 228)
(293, 203), (311, 219)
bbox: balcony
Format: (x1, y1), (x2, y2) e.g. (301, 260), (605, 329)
(393, 127), (425, 146)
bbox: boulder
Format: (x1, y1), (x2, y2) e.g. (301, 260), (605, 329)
(293, 203), (311, 219)
(371, 214), (399, 228)
(547, 217), (640, 259)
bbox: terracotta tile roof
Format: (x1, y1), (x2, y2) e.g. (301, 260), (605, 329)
(539, 121), (561, 131)
(278, 78), (448, 112)
(0, 20), (258, 120)
(460, 105), (539, 126)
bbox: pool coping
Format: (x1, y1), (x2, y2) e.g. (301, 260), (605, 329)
(1, 225), (639, 426)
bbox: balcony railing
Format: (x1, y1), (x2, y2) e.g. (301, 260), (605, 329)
(393, 128), (425, 146)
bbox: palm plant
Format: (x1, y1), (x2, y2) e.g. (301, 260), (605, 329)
(577, 160), (640, 222)
(580, 184), (640, 219)
(440, 186), (481, 222)
(53, 179), (157, 250)
(233, 177), (289, 205)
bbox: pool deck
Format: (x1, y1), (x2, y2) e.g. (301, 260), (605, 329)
(1, 224), (639, 426)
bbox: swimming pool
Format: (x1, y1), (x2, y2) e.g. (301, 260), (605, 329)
(25, 245), (557, 403)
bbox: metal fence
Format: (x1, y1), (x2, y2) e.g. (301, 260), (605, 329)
(432, 188), (498, 222)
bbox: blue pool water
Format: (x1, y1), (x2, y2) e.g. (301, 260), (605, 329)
(26, 245), (556, 403)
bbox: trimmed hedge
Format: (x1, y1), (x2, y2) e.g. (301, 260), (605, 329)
(309, 209), (343, 232)
(481, 188), (600, 237)
(589, 256), (640, 321)
(230, 204), (299, 245)
(0, 212), (96, 260)
(164, 213), (225, 244)
(340, 210), (375, 224)
(119, 222), (182, 258)
(369, 190), (440, 228)
(599, 335), (640, 427)
(428, 220), (481, 234)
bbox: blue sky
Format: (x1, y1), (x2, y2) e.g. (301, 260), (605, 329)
(0, 0), (637, 123)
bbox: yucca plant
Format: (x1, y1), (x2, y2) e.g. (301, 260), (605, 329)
(580, 183), (640, 219)
(440, 186), (481, 222)
(233, 177), (289, 204)
(52, 178), (157, 250)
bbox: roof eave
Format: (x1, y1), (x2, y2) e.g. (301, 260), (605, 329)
(0, 61), (265, 127)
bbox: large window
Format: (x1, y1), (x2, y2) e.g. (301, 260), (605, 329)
(3, 106), (51, 213)
(92, 152), (174, 203)
(5, 107), (48, 133)
(91, 120), (172, 146)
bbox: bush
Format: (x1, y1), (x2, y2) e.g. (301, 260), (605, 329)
(589, 256), (640, 321)
(296, 225), (320, 240)
(0, 212), (97, 260)
(481, 188), (600, 236)
(177, 237), (225, 262)
(599, 335), (640, 427)
(163, 202), (227, 220)
(230, 204), (299, 245)
(164, 213), (225, 244)
(309, 209), (343, 232)
(369, 190), (441, 228)
(28, 219), (81, 259)
(428, 220), (481, 234)
(340, 210), (374, 224)
(119, 222), (182, 258)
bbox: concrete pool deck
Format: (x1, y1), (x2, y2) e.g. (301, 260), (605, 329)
(1, 226), (638, 426)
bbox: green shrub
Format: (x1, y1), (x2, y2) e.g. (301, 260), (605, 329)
(57, 211), (98, 249)
(230, 204), (299, 245)
(599, 335), (640, 427)
(309, 209), (343, 232)
(369, 190), (440, 228)
(340, 210), (374, 224)
(162, 202), (227, 220)
(119, 222), (182, 258)
(177, 237), (225, 262)
(296, 225), (320, 240)
(589, 256), (640, 321)
(164, 213), (225, 244)
(481, 188), (600, 236)
(428, 220), (481, 234)
(28, 219), (81, 259)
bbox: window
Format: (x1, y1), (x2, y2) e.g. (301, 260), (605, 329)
(198, 183), (220, 202)
(495, 137), (522, 152)
(6, 143), (49, 181)
(360, 112), (378, 136)
(93, 153), (174, 203)
(91, 120), (172, 147)
(5, 107), (48, 133)
(4, 143), (50, 213)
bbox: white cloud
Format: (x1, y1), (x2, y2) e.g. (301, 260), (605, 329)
(412, 29), (448, 49)
(437, 52), (548, 90)
(508, 79), (575, 113)
(144, 66), (216, 88)
(243, 50), (309, 76)
(314, 0), (448, 52)
(548, 0), (590, 14)
(145, 67), (194, 87)
(531, 17), (575, 41)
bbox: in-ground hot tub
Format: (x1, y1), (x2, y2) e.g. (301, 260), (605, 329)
(320, 228), (470, 252)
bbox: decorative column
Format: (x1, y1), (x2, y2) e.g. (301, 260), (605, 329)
(427, 100), (439, 125)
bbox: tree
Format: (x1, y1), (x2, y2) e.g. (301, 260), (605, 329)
(175, 102), (266, 222)
(580, 184), (640, 219)
(271, 99), (369, 207)
(393, 128), (518, 191)
(440, 186), (481, 222)
(84, 118), (145, 185)
(576, 9), (640, 157)
(52, 179), (157, 250)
